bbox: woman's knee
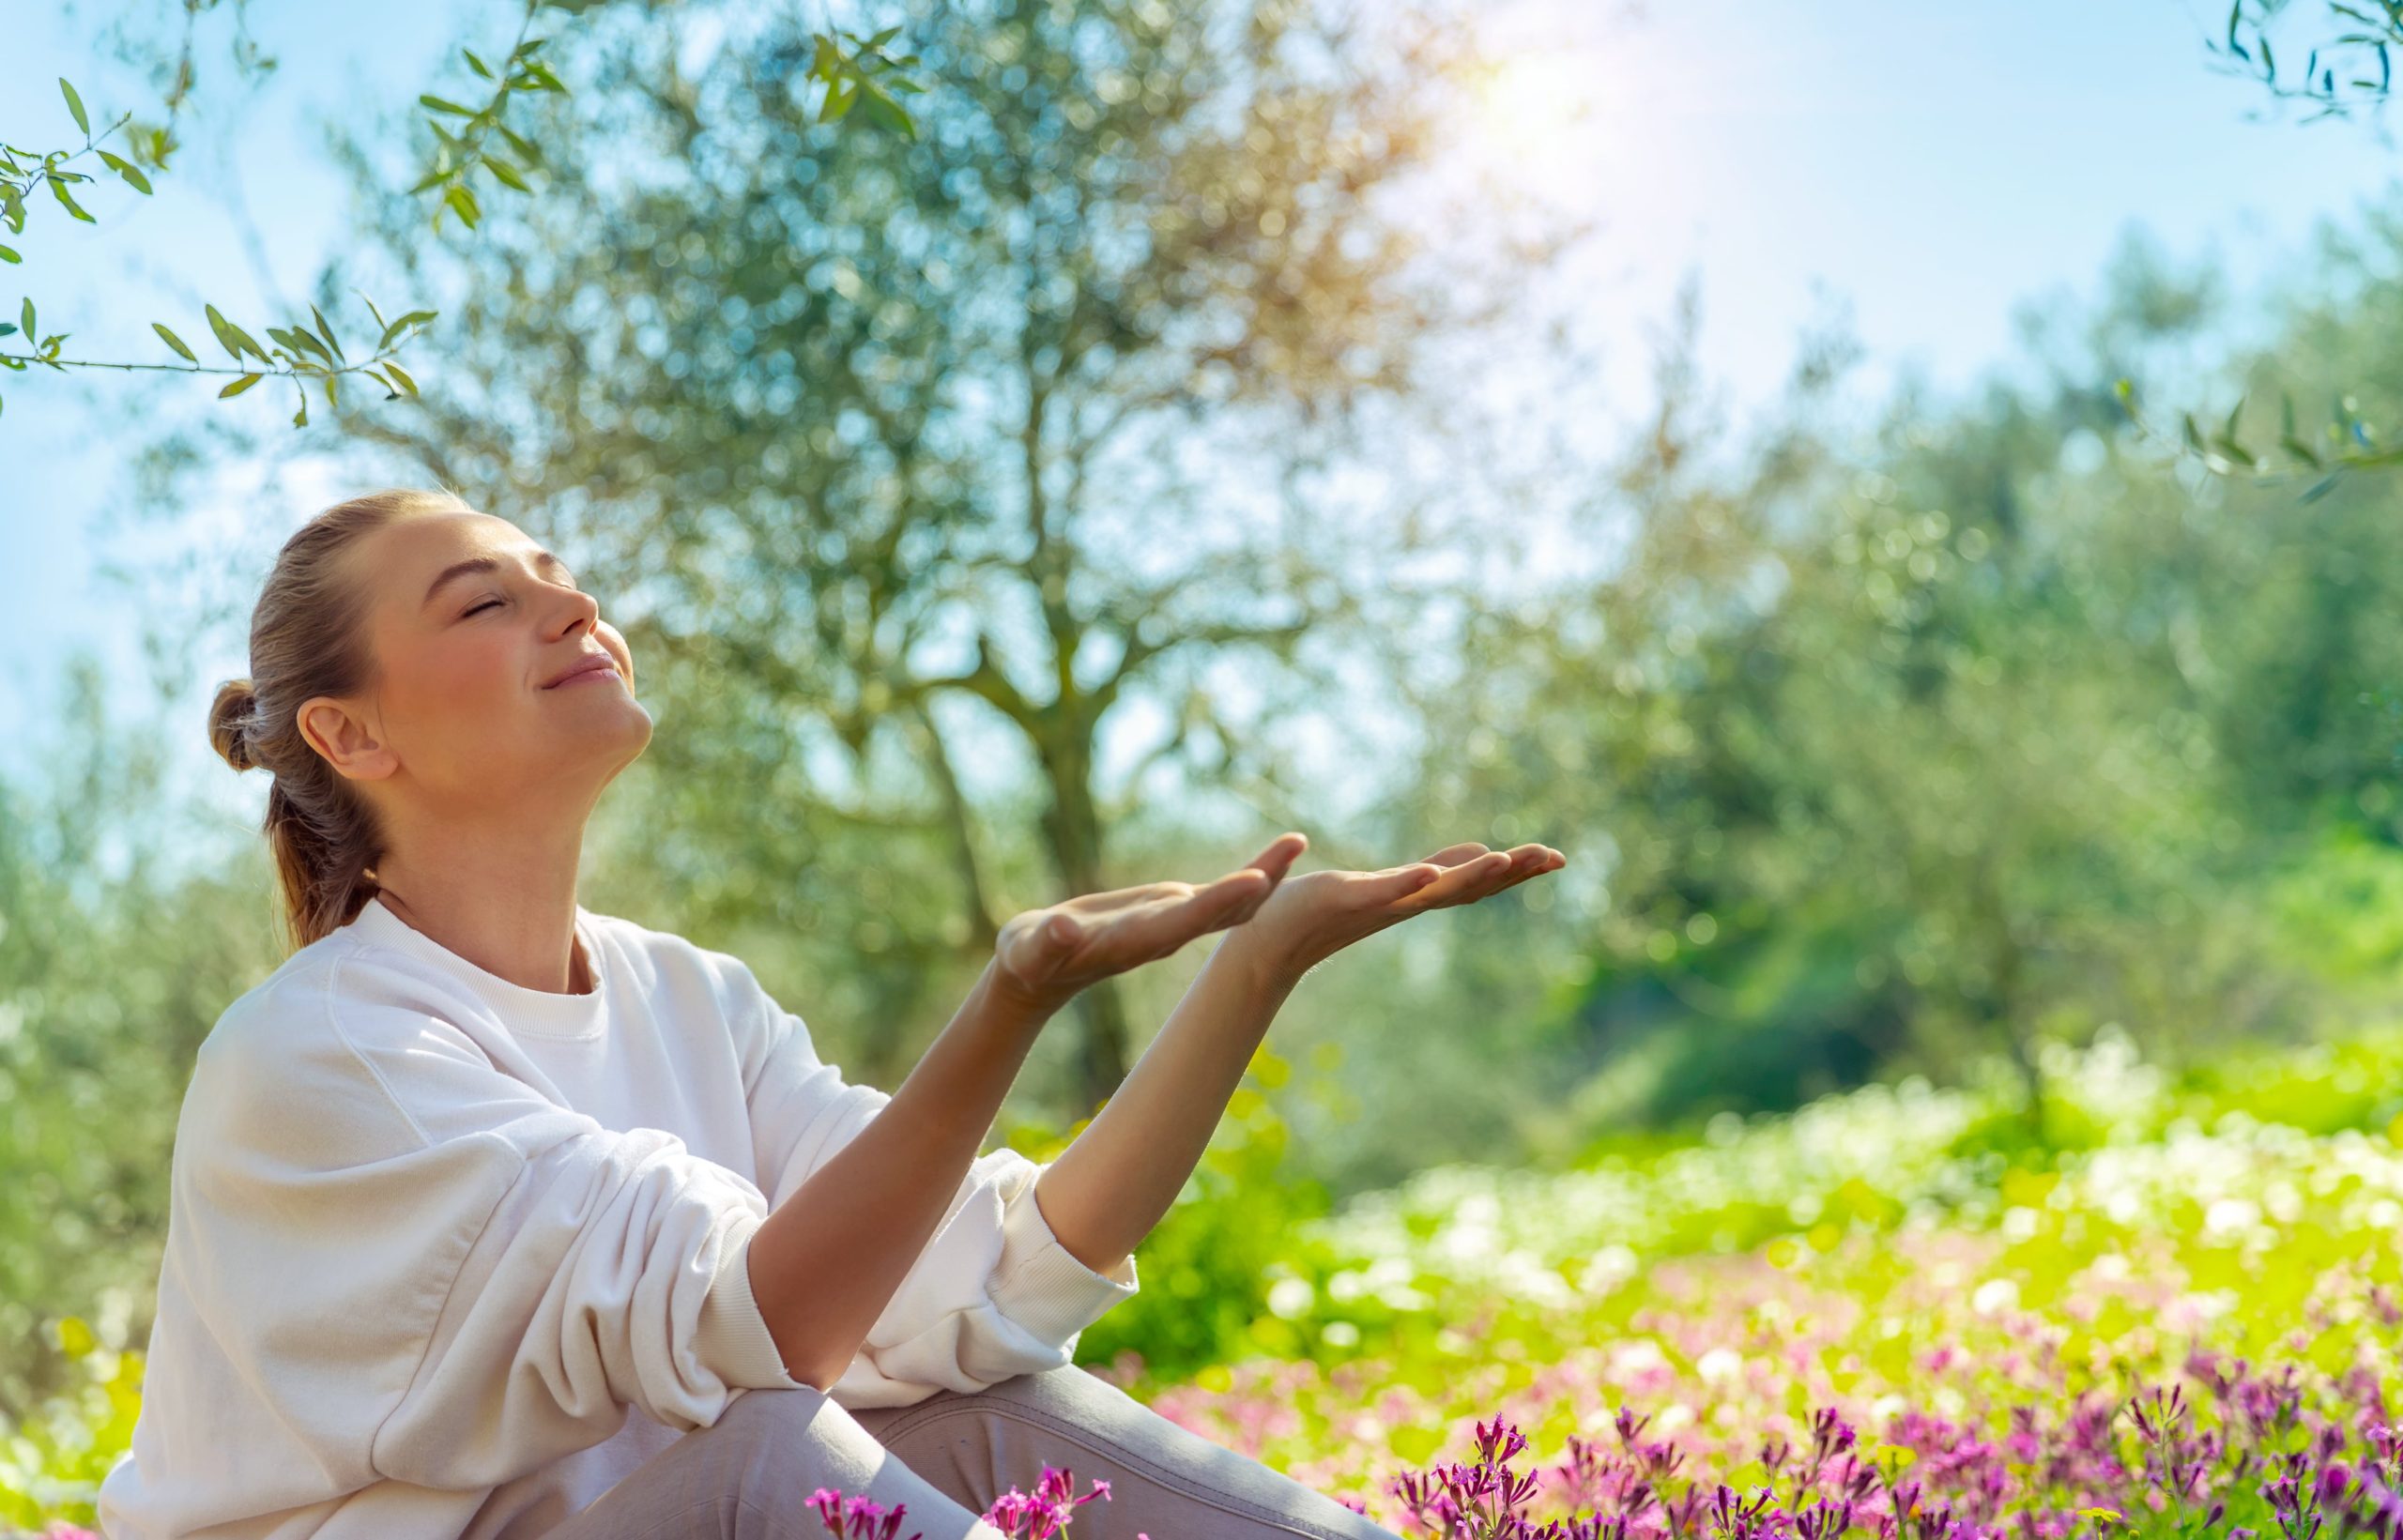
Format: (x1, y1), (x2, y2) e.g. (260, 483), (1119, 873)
(711, 1385), (888, 1502)
(858, 1367), (1404, 1540)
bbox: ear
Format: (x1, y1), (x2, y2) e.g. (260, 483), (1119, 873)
(298, 695), (401, 783)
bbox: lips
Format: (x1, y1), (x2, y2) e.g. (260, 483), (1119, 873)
(543, 653), (620, 689)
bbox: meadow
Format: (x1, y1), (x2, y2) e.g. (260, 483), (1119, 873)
(15, 1022), (2403, 1539)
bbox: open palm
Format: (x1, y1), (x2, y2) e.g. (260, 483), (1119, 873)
(1236, 838), (1566, 978)
(990, 834), (1309, 1014)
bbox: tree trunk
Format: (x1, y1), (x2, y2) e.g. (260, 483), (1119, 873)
(1038, 730), (1131, 1117)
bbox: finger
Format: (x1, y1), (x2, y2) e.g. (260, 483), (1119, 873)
(1044, 910), (1085, 955)
(1378, 863), (1445, 903)
(1492, 846), (1566, 892)
(1246, 831), (1308, 877)
(1188, 867), (1276, 930)
(1394, 849), (1514, 909)
(1413, 842), (1491, 869)
(1459, 846), (1567, 904)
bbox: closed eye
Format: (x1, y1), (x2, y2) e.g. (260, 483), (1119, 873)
(464, 598), (502, 618)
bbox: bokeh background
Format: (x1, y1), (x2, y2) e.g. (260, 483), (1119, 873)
(15, 0), (2403, 1529)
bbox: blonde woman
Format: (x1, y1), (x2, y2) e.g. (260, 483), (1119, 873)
(97, 487), (1565, 1540)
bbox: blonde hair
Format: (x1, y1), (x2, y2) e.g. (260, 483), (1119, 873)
(208, 486), (475, 953)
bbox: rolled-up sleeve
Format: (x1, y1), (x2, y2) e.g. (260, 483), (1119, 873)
(703, 953), (1140, 1408)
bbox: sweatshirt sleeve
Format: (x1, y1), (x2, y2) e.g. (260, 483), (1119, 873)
(176, 960), (787, 1493)
(703, 952), (1140, 1407)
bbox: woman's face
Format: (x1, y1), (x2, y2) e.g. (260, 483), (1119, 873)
(304, 509), (651, 812)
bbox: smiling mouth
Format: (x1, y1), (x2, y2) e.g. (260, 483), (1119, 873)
(547, 660), (620, 689)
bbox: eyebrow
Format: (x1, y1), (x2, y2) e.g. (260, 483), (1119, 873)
(421, 550), (573, 611)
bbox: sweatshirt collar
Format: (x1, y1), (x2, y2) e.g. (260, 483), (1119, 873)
(347, 895), (610, 1039)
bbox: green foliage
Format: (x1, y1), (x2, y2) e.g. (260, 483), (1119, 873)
(0, 3), (915, 421)
(0, 68), (437, 422)
(1002, 1044), (1337, 1381)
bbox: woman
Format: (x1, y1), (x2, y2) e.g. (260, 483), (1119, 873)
(96, 487), (1565, 1540)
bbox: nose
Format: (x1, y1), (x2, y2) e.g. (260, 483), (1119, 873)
(550, 584), (602, 637)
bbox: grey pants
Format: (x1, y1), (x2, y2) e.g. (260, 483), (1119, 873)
(543, 1365), (1408, 1540)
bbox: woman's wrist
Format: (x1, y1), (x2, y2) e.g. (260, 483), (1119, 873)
(1206, 927), (1309, 1000)
(975, 953), (1069, 1033)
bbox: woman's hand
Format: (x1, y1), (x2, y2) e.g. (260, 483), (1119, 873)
(989, 833), (1310, 1015)
(1222, 838), (1566, 983)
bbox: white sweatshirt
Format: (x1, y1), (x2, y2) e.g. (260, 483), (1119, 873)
(96, 894), (1140, 1540)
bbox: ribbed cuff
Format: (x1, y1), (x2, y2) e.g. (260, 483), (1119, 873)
(987, 1162), (1140, 1348)
(694, 1213), (804, 1391)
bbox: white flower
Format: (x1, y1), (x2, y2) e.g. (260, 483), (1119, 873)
(1266, 1277), (1315, 1319)
(1696, 1347), (1745, 1383)
(1971, 1278), (2019, 1315)
(2204, 1197), (2261, 1237)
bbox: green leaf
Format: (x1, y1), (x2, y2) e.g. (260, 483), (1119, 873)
(45, 175), (95, 223)
(97, 149), (151, 194)
(376, 309), (437, 349)
(151, 322), (197, 362)
(277, 325), (336, 368)
(356, 289), (390, 332)
(205, 302), (241, 359)
(856, 81), (915, 136)
(0, 323), (14, 337)
(821, 78), (859, 123)
(20, 298), (35, 343)
(324, 370), (339, 410)
(443, 183), (480, 230)
(419, 94), (480, 117)
(0, 246), (16, 265)
(311, 303), (346, 361)
(60, 78), (88, 135)
(2181, 412), (2206, 455)
(479, 153), (530, 191)
(218, 372), (264, 398)
(2303, 471), (2346, 504)
(462, 48), (493, 80)
(495, 122), (543, 168)
(383, 359), (420, 397)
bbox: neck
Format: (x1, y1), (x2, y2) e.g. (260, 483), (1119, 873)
(369, 807), (593, 996)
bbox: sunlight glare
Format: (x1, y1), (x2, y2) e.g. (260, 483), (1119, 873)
(1460, 48), (1609, 199)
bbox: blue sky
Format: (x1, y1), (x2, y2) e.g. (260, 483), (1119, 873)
(3, 0), (2399, 831)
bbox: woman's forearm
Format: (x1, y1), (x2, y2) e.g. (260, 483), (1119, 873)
(1030, 935), (1300, 1276)
(746, 957), (1054, 1390)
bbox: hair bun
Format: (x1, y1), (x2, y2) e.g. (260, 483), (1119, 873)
(208, 678), (261, 772)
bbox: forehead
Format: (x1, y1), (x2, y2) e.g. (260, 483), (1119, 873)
(378, 509), (530, 567)
(367, 510), (563, 603)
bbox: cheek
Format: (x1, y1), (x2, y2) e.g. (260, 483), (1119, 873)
(409, 635), (522, 727)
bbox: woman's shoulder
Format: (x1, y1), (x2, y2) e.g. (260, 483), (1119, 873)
(583, 908), (781, 1019)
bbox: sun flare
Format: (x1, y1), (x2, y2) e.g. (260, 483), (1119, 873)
(1456, 48), (1609, 198)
